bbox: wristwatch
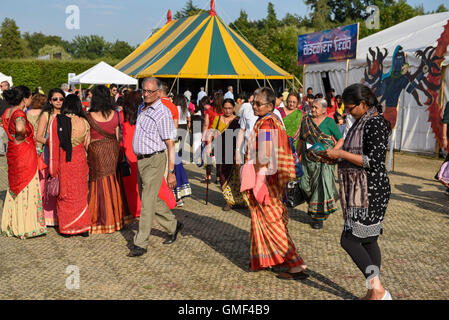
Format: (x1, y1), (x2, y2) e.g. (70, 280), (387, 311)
(168, 169), (175, 174)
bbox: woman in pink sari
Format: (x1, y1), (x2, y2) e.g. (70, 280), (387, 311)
(1, 86), (47, 239)
(49, 95), (91, 237)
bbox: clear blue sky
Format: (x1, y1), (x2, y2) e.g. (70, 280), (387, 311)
(0, 0), (448, 46)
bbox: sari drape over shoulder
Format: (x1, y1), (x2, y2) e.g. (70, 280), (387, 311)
(1, 109), (47, 239)
(2, 110), (38, 196)
(245, 114), (304, 270)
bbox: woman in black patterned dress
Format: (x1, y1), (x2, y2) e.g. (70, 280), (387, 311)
(323, 83), (392, 300)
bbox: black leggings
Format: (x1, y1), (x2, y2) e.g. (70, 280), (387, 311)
(340, 232), (381, 279)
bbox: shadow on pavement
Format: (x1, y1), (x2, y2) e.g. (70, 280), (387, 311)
(302, 269), (359, 300)
(389, 170), (437, 183)
(392, 183), (449, 216)
(172, 209), (251, 272)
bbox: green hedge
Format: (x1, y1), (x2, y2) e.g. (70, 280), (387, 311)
(0, 58), (120, 94)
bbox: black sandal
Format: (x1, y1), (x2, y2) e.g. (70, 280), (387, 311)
(277, 270), (309, 280)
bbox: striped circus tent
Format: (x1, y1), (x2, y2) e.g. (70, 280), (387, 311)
(115, 2), (293, 81)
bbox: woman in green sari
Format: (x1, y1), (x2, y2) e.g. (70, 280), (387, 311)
(278, 92), (304, 149)
(298, 98), (344, 229)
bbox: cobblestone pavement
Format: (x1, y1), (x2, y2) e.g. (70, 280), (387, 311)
(0, 152), (448, 300)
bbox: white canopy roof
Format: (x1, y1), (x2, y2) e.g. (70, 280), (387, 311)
(306, 11), (449, 73)
(69, 61), (138, 85)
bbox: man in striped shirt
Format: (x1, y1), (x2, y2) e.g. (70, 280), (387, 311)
(128, 77), (184, 257)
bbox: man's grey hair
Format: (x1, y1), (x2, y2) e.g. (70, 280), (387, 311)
(313, 97), (328, 109)
(200, 87), (204, 91)
(61, 83), (69, 90)
(142, 77), (163, 90)
(228, 86), (233, 91)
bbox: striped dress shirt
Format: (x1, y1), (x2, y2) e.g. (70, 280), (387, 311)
(133, 99), (176, 156)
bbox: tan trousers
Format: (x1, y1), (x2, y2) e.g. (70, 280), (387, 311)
(134, 152), (177, 249)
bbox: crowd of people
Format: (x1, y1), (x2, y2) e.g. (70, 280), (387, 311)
(0, 76), (395, 299)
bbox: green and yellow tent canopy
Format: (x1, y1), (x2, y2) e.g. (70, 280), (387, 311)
(116, 9), (293, 80)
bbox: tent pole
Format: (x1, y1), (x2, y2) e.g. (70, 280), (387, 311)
(437, 65), (447, 158)
(302, 64), (306, 92)
(345, 59), (350, 88)
(169, 77), (177, 96)
(266, 78), (274, 92)
(205, 77), (209, 96)
(177, 77), (180, 94)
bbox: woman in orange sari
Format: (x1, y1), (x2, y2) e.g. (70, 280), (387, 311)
(49, 94), (91, 237)
(241, 87), (308, 280)
(1, 86), (47, 239)
(86, 85), (133, 234)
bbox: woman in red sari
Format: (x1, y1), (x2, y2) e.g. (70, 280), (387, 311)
(241, 87), (308, 280)
(49, 94), (91, 237)
(120, 91), (176, 218)
(1, 86), (47, 239)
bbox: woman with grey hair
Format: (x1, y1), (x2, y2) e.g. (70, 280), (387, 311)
(298, 97), (344, 229)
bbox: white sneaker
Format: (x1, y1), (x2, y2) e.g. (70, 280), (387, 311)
(177, 200), (184, 207)
(381, 290), (392, 300)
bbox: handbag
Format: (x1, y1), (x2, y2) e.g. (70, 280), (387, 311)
(116, 111), (131, 177)
(286, 180), (306, 208)
(46, 175), (60, 198)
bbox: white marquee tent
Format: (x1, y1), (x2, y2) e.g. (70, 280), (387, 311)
(69, 61), (138, 86)
(304, 11), (449, 154)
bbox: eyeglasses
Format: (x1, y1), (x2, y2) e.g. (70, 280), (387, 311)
(345, 104), (358, 112)
(251, 101), (270, 107)
(52, 97), (64, 102)
(142, 89), (159, 95)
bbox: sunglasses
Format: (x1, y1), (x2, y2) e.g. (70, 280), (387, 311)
(52, 97), (64, 102)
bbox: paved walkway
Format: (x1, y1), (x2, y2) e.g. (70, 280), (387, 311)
(0, 153), (448, 300)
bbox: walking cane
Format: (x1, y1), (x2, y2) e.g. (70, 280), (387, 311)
(196, 142), (209, 205)
(205, 164), (210, 205)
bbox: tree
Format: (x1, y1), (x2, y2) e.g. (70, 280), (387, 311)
(70, 35), (111, 59)
(22, 32), (68, 57)
(265, 2), (279, 29)
(107, 40), (135, 60)
(0, 18), (23, 58)
(174, 0), (207, 19)
(435, 4), (448, 13)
